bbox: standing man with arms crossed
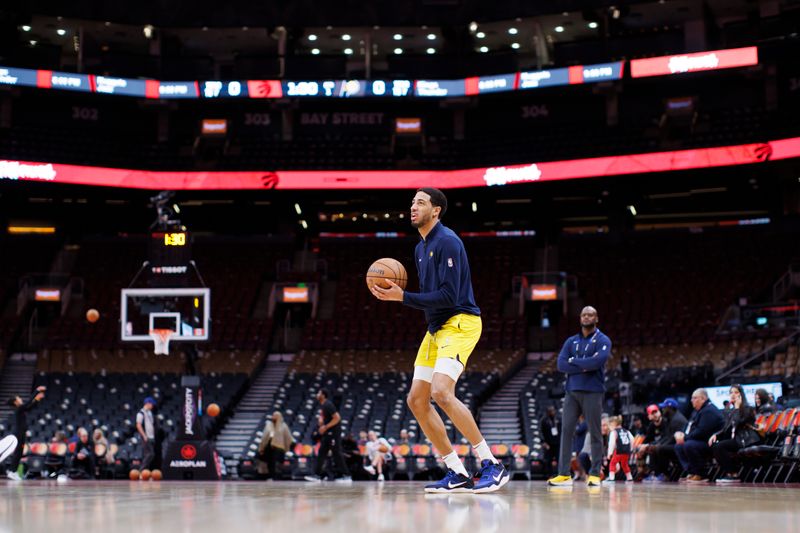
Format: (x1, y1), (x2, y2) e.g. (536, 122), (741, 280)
(371, 187), (509, 493)
(548, 306), (612, 487)
(136, 397), (157, 471)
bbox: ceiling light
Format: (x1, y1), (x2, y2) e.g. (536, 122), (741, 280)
(308, 34), (317, 41)
(471, 202), (478, 213)
(394, 48), (403, 54)
(511, 43), (520, 49)
(21, 25), (31, 32)
(588, 22), (598, 29)
(627, 205), (637, 216)
(427, 48), (436, 54)
(555, 26), (565, 33)
(479, 46), (488, 53)
(393, 33), (403, 40)
(300, 220), (308, 229)
(427, 33), (436, 40)
(56, 29), (66, 36)
(311, 48), (320, 55)
(341, 34), (351, 41)
(294, 203), (302, 215)
(344, 48), (353, 55)
(508, 28), (518, 35)
(469, 21), (478, 32)
(476, 31), (486, 38)
(29, 40), (37, 46)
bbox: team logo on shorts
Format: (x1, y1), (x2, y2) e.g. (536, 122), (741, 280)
(447, 258), (453, 267)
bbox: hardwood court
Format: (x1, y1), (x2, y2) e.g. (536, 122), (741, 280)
(2, 480), (799, 533)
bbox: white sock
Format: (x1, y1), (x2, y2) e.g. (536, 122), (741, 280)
(442, 451), (469, 477)
(473, 440), (498, 464)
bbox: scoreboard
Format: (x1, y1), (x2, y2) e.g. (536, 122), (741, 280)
(150, 231), (192, 275)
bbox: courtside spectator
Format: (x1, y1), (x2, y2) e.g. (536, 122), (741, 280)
(605, 416), (634, 482)
(674, 388), (725, 483)
(341, 433), (367, 480)
(577, 415), (609, 480)
(755, 389), (776, 414)
(70, 427), (95, 479)
(257, 411), (293, 480)
(398, 429), (411, 446)
(540, 405), (561, 477)
(93, 429), (115, 465)
(638, 401), (688, 481)
(711, 384), (760, 483)
(364, 431), (392, 481)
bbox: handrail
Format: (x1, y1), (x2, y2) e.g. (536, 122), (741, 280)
(716, 328), (800, 383)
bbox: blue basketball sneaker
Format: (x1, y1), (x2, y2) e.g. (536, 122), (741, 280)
(472, 460), (510, 493)
(424, 469), (474, 493)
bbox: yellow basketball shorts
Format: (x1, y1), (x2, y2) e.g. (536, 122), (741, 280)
(413, 314), (482, 381)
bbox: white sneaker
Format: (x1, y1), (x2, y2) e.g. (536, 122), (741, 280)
(334, 476), (352, 483)
(6, 471), (22, 481)
(364, 465), (376, 475)
(377, 473), (385, 482)
(303, 475), (323, 482)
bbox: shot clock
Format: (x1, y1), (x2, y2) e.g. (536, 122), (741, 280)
(150, 231), (192, 278)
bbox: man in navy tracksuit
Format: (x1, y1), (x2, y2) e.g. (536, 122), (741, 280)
(674, 388), (725, 482)
(548, 306), (611, 487)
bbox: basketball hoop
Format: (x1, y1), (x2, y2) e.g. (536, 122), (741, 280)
(150, 329), (174, 355)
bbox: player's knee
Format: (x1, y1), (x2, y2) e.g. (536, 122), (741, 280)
(406, 392), (428, 413)
(430, 386), (453, 409)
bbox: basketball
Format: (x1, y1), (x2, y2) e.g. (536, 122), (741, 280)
(207, 403), (220, 417)
(140, 469), (151, 481)
(151, 469), (162, 481)
(86, 309), (100, 323)
(366, 258), (408, 291)
(129, 469), (140, 481)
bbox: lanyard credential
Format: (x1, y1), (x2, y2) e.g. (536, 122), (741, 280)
(581, 330), (599, 357)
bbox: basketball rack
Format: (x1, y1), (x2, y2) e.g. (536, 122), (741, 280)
(150, 329), (175, 355)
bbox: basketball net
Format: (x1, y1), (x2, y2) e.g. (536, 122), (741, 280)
(150, 329), (174, 355)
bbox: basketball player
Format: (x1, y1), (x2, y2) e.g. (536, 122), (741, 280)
(371, 187), (509, 493)
(5, 385), (46, 480)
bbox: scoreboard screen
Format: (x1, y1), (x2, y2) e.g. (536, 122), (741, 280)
(150, 231), (192, 275)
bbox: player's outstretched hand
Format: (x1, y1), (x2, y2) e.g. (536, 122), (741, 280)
(370, 279), (404, 302)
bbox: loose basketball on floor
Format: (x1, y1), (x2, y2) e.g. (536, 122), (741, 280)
(366, 258), (408, 291)
(86, 308), (100, 323)
(140, 469), (151, 481)
(151, 469), (162, 481)
(207, 403), (220, 417)
(129, 469), (140, 481)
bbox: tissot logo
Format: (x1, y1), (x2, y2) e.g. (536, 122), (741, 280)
(181, 444), (197, 460)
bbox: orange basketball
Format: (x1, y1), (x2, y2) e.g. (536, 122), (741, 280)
(207, 403), (220, 417)
(366, 258), (408, 291)
(140, 469), (151, 481)
(86, 309), (100, 323)
(151, 469), (162, 481)
(129, 469), (140, 480)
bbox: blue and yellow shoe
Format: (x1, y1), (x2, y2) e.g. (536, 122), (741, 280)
(472, 460), (510, 494)
(424, 469), (474, 493)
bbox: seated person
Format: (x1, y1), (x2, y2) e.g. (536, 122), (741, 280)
(637, 401), (687, 481)
(754, 389), (777, 415)
(674, 389), (725, 483)
(70, 427), (95, 479)
(397, 429), (411, 446)
(93, 429), (115, 465)
(710, 384), (760, 483)
(341, 433), (367, 480)
(364, 431), (392, 481)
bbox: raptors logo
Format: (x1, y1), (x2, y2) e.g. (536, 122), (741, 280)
(261, 172), (280, 189)
(180, 444), (197, 460)
(752, 143), (772, 162)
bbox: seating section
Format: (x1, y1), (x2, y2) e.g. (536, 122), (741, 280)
(0, 371), (247, 467)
